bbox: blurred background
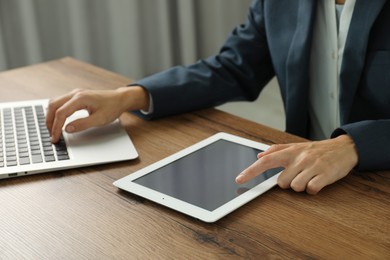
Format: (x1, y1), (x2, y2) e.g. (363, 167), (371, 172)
(0, 0), (284, 130)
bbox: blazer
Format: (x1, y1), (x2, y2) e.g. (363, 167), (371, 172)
(135, 0), (390, 171)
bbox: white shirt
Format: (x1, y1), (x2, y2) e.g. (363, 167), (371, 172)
(309, 0), (356, 140)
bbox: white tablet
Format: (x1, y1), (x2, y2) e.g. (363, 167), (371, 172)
(113, 132), (283, 223)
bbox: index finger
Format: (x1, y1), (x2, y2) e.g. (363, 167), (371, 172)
(49, 95), (88, 143)
(46, 90), (79, 133)
(235, 151), (288, 184)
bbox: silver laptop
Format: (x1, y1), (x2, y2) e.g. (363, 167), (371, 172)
(0, 99), (138, 180)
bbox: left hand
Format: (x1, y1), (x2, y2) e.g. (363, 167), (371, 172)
(235, 135), (359, 194)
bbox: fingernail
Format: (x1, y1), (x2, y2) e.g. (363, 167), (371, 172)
(66, 125), (75, 133)
(236, 174), (244, 183)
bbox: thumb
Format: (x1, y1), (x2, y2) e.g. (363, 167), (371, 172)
(65, 115), (103, 133)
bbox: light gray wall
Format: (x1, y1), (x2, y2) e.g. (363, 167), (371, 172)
(0, 0), (285, 129)
(0, 0), (252, 79)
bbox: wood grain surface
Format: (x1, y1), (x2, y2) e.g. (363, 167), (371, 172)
(0, 57), (389, 259)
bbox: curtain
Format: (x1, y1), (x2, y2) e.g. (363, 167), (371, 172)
(0, 0), (252, 79)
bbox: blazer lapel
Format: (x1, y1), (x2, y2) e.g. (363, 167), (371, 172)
(284, 0), (317, 137)
(339, 0), (387, 124)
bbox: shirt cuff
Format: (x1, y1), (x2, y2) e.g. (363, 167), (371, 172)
(140, 92), (154, 115)
(128, 83), (154, 115)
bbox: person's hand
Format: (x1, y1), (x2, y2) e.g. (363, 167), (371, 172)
(236, 135), (358, 194)
(46, 86), (149, 143)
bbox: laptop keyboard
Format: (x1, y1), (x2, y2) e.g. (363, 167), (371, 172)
(0, 105), (69, 168)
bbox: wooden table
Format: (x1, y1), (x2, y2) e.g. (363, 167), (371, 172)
(0, 58), (389, 259)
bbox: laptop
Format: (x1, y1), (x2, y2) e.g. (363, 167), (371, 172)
(0, 99), (138, 180)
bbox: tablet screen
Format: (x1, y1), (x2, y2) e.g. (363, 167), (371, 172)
(134, 139), (281, 211)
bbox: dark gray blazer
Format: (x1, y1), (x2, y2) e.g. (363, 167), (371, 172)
(135, 0), (390, 171)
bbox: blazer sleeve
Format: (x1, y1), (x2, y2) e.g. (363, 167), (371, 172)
(132, 0), (275, 119)
(332, 120), (390, 171)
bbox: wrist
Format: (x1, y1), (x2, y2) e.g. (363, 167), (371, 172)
(335, 134), (359, 168)
(116, 85), (150, 111)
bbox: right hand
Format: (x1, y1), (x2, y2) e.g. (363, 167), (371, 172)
(46, 86), (150, 143)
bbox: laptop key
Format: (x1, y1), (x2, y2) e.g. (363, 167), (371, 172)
(31, 149), (42, 155)
(31, 154), (43, 163)
(6, 156), (17, 162)
(7, 151), (16, 156)
(19, 152), (29, 157)
(31, 145), (40, 151)
(44, 150), (54, 156)
(57, 155), (70, 161)
(45, 156), (55, 162)
(56, 150), (68, 156)
(19, 157), (30, 165)
(7, 161), (17, 167)
(19, 148), (28, 153)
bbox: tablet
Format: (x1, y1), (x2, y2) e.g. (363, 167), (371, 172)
(113, 132), (283, 223)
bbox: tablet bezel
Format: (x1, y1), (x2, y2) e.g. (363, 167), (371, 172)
(113, 132), (281, 223)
